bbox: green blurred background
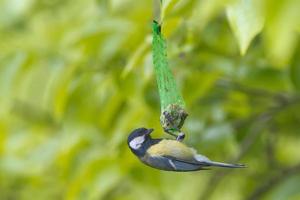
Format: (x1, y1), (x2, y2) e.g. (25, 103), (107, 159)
(1, 0), (300, 199)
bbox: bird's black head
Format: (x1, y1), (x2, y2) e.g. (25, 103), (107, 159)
(127, 128), (154, 157)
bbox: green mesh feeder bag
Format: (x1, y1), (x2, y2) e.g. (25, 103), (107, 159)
(152, 21), (188, 137)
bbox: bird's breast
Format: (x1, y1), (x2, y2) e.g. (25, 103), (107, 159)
(146, 139), (195, 160)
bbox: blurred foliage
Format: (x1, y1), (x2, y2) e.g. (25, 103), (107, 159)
(0, 0), (300, 200)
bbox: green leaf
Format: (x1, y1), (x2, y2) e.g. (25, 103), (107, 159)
(161, 0), (180, 21)
(226, 0), (264, 55)
(122, 36), (151, 78)
(264, 0), (300, 66)
(189, 0), (231, 30)
(290, 46), (300, 91)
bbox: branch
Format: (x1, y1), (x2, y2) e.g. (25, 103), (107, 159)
(198, 89), (300, 200)
(216, 79), (300, 104)
(153, 0), (161, 23)
(198, 110), (273, 200)
(246, 162), (300, 200)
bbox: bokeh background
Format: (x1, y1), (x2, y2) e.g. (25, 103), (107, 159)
(1, 0), (300, 199)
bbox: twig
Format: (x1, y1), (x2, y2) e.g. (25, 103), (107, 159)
(246, 162), (300, 200)
(265, 125), (279, 168)
(216, 79), (277, 98)
(198, 110), (273, 200)
(153, 0), (161, 23)
(216, 79), (300, 105)
(198, 89), (300, 200)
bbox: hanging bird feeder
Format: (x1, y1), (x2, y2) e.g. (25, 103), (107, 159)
(152, 21), (188, 141)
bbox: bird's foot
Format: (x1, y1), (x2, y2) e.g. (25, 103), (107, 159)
(176, 132), (185, 142)
(164, 128), (185, 141)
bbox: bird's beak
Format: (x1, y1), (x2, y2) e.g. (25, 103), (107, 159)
(146, 128), (154, 135)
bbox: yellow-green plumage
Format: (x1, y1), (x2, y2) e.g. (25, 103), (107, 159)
(128, 128), (245, 171)
(147, 139), (196, 160)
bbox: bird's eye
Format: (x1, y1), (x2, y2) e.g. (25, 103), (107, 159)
(129, 136), (145, 150)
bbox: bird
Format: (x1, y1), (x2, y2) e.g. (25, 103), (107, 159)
(127, 127), (245, 171)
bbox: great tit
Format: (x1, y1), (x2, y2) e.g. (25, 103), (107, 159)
(128, 128), (245, 171)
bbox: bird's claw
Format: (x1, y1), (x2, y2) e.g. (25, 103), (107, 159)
(164, 128), (185, 142)
(176, 132), (185, 142)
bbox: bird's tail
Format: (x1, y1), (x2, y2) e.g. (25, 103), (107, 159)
(203, 160), (245, 168)
(195, 154), (245, 168)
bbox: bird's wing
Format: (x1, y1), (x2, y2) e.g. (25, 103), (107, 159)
(166, 154), (246, 168)
(145, 155), (209, 171)
(146, 139), (245, 169)
(162, 155), (208, 165)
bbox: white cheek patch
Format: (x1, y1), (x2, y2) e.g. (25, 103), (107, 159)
(129, 135), (145, 150)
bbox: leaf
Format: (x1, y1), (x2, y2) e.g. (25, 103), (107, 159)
(189, 0), (232, 31)
(121, 36), (151, 78)
(290, 45), (300, 91)
(226, 0), (264, 55)
(162, 17), (181, 38)
(264, 0), (300, 66)
(161, 0), (180, 21)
